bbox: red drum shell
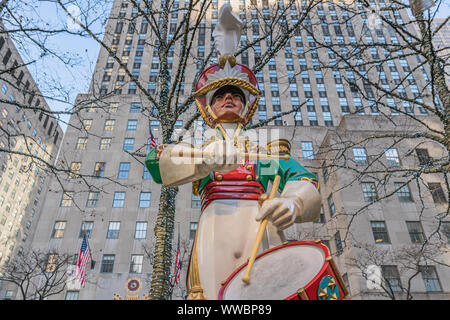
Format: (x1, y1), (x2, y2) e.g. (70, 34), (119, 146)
(218, 241), (347, 300)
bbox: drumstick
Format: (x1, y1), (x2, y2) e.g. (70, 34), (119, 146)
(170, 149), (290, 161)
(242, 175), (281, 284)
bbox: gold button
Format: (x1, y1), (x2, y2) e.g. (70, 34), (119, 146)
(216, 174), (223, 181)
(246, 174), (253, 181)
(246, 165), (253, 171)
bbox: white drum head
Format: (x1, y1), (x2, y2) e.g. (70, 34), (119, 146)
(222, 244), (325, 300)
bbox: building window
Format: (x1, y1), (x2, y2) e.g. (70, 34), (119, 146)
(112, 192), (125, 208)
(109, 103), (118, 113)
(361, 182), (378, 202)
(69, 162), (81, 178)
(301, 141), (314, 159)
(117, 162), (130, 179)
(443, 222), (450, 244)
(138, 192), (151, 208)
(190, 222), (198, 240)
(384, 148), (400, 166)
(82, 119), (92, 130)
(294, 111), (303, 126)
(99, 138), (112, 150)
(370, 221), (390, 244)
(415, 148), (431, 165)
(127, 119), (138, 131)
(51, 221), (66, 238)
(86, 191), (100, 207)
(191, 194), (201, 208)
(316, 206), (326, 223)
(100, 255), (115, 273)
(76, 137), (88, 150)
(65, 291), (79, 300)
(327, 194), (335, 216)
(60, 192), (74, 207)
(150, 120), (160, 132)
(106, 221), (120, 239)
(342, 273), (350, 295)
(381, 265), (402, 292)
(174, 120), (183, 129)
(45, 254), (58, 273)
(322, 163), (329, 182)
(428, 183), (447, 204)
(79, 221), (93, 238)
(123, 138), (135, 150)
(394, 183), (413, 202)
(258, 110), (267, 121)
(419, 266), (442, 292)
(93, 162), (106, 178)
(406, 221), (425, 244)
(334, 231), (343, 255)
(143, 166), (152, 179)
(3, 48), (11, 65)
(4, 290), (13, 300)
(129, 254), (144, 273)
(352, 147), (367, 165)
(134, 222), (147, 239)
(130, 102), (141, 113)
(103, 119), (115, 131)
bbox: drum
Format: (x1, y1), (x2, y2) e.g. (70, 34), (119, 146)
(218, 240), (348, 300)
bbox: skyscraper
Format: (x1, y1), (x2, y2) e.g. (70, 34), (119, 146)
(23, 0), (449, 300)
(0, 23), (63, 299)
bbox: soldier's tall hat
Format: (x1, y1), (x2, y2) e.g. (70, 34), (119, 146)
(193, 4), (260, 128)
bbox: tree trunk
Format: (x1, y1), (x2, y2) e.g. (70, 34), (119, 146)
(148, 185), (179, 300)
(414, 13), (449, 146)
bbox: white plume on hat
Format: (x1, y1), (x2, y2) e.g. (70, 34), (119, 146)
(207, 4), (250, 118)
(212, 4), (243, 56)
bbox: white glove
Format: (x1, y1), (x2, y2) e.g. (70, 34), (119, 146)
(255, 180), (321, 231)
(255, 197), (302, 231)
(202, 140), (242, 173)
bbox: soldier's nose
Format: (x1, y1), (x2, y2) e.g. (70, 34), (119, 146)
(224, 93), (233, 100)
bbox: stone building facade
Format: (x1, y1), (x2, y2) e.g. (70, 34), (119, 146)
(0, 23), (63, 299)
(23, 0), (450, 300)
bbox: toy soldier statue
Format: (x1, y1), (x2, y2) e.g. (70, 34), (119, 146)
(145, 4), (321, 300)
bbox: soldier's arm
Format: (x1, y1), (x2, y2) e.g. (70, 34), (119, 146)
(145, 140), (241, 187)
(278, 157), (321, 223)
(257, 157), (321, 228)
(145, 143), (212, 187)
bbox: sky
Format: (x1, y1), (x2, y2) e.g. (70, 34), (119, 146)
(9, 0), (450, 133)
(432, 1), (450, 18)
(10, 0), (111, 132)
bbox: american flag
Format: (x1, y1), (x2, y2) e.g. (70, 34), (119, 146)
(173, 227), (181, 286)
(75, 235), (90, 288)
(149, 130), (157, 150)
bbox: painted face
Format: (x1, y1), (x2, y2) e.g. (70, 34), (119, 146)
(211, 89), (245, 122)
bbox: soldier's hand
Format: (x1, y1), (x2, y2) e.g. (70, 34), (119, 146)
(155, 144), (169, 160)
(202, 140), (242, 173)
(255, 198), (299, 231)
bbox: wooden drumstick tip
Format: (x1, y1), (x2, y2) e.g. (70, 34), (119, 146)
(242, 275), (250, 284)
